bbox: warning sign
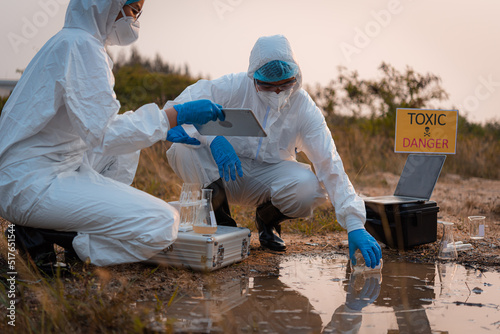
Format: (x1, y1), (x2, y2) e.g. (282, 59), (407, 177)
(395, 109), (458, 154)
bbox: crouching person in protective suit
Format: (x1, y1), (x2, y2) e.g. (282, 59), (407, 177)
(0, 0), (225, 272)
(165, 34), (382, 268)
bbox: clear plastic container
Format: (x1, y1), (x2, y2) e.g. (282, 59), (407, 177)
(350, 249), (383, 273)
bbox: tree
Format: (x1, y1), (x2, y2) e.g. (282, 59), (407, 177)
(113, 65), (196, 113)
(311, 62), (449, 121)
(109, 48), (196, 112)
(367, 62), (449, 118)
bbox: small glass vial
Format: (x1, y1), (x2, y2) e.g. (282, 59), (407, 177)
(438, 222), (458, 261)
(193, 189), (217, 234)
(350, 249), (383, 273)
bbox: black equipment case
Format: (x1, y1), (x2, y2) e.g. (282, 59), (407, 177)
(363, 155), (446, 250)
(364, 200), (439, 249)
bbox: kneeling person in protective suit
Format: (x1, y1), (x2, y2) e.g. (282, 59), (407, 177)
(166, 35), (382, 267)
(0, 0), (225, 269)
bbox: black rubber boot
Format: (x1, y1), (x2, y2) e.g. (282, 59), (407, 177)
(37, 228), (79, 264)
(205, 178), (237, 227)
(6, 225), (79, 271)
(7, 225), (57, 266)
(255, 201), (291, 252)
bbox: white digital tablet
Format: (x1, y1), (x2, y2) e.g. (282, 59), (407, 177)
(194, 108), (267, 137)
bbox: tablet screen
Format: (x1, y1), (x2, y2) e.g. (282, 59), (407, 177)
(194, 108), (267, 137)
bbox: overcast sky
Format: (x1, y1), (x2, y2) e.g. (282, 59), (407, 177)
(2, 0), (499, 123)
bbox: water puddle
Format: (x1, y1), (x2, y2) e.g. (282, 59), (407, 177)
(143, 255), (500, 333)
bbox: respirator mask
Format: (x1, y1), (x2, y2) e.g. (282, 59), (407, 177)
(107, 8), (140, 46)
(255, 77), (297, 110)
(257, 89), (293, 111)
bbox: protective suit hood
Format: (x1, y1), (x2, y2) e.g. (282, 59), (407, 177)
(247, 35), (303, 90)
(64, 0), (127, 44)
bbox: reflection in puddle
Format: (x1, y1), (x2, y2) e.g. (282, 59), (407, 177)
(145, 255), (500, 333)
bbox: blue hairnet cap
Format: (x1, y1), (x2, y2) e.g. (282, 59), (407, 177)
(254, 60), (299, 82)
(125, 0), (140, 5)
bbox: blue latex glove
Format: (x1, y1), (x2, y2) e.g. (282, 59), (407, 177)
(210, 136), (243, 181)
(348, 229), (382, 269)
(174, 99), (224, 125)
(166, 126), (200, 145)
(345, 276), (381, 311)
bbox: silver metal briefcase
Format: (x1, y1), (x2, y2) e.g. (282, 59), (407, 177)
(147, 226), (251, 271)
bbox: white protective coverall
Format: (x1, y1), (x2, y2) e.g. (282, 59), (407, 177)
(0, 0), (178, 266)
(166, 35), (366, 233)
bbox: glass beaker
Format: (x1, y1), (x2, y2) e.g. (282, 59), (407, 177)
(193, 189), (217, 234)
(468, 216), (486, 240)
(178, 183), (202, 232)
(437, 222), (457, 261)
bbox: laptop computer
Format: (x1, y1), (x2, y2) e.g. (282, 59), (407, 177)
(363, 154), (446, 205)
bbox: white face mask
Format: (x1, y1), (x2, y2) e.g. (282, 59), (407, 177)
(257, 89), (293, 111)
(107, 9), (140, 46)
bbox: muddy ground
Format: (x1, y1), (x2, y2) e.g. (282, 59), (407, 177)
(1, 174), (499, 301)
(74, 173), (500, 300)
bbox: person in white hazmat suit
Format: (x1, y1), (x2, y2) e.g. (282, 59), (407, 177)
(165, 35), (382, 267)
(0, 0), (226, 268)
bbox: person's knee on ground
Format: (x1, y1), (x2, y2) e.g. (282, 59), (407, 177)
(73, 214), (178, 267)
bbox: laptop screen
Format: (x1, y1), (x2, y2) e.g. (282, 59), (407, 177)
(394, 154), (446, 200)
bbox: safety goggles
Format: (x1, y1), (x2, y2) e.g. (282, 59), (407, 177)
(126, 4), (143, 21)
(254, 78), (297, 92)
